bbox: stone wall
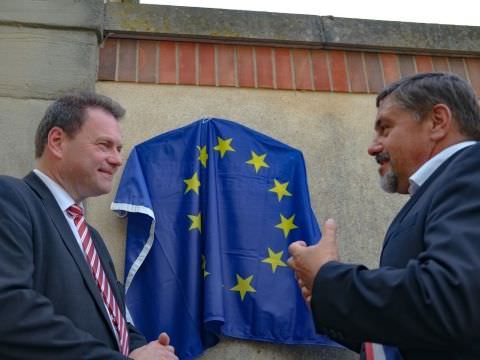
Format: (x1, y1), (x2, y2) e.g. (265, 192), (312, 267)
(0, 0), (102, 176)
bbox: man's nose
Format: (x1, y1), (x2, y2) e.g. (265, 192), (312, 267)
(109, 149), (123, 167)
(367, 141), (383, 156)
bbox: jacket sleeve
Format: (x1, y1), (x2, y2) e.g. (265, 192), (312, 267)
(0, 177), (128, 359)
(311, 160), (480, 350)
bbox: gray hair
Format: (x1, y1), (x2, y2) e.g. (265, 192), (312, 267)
(35, 92), (125, 158)
(376, 72), (480, 139)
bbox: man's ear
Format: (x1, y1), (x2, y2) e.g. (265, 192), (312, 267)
(46, 127), (66, 159)
(429, 103), (452, 142)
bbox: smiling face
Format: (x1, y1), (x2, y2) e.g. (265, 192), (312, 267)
(55, 107), (123, 202)
(368, 95), (434, 194)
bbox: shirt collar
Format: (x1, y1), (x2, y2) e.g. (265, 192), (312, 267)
(33, 169), (82, 211)
(408, 141), (476, 195)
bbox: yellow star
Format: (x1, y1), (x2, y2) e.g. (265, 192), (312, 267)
(275, 213), (298, 238)
(262, 248), (288, 273)
(197, 145), (208, 168)
(269, 179), (292, 201)
(230, 274), (256, 301)
(245, 151), (269, 173)
(201, 255), (210, 278)
(213, 137), (235, 158)
(188, 212), (202, 233)
(184, 172), (201, 194)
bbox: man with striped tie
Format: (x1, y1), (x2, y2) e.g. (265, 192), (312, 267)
(0, 93), (177, 359)
(288, 73), (480, 359)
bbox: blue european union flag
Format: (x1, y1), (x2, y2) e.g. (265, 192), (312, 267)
(112, 118), (339, 359)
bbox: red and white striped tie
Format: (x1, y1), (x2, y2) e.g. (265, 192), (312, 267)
(365, 342), (384, 360)
(67, 204), (129, 356)
(364, 342), (402, 360)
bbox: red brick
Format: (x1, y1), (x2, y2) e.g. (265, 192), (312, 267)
(364, 53), (384, 93)
(432, 57), (449, 72)
(346, 51), (367, 93)
(415, 55), (433, 73)
(237, 46), (254, 88)
(255, 47), (273, 89)
(178, 42), (196, 85)
(293, 49), (312, 90)
(329, 50), (349, 92)
(311, 50), (330, 91)
(448, 58), (467, 80)
(381, 53), (400, 85)
(275, 48), (293, 90)
(98, 38), (117, 81)
(158, 41), (176, 84)
(138, 40), (156, 83)
(118, 39), (136, 82)
(398, 55), (415, 77)
(198, 43), (215, 86)
(466, 58), (480, 96)
(217, 45), (235, 87)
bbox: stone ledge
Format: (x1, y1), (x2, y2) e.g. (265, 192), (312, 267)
(322, 17), (480, 56)
(0, 0), (103, 41)
(104, 3), (480, 56)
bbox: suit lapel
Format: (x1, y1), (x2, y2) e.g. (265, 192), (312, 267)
(381, 187), (424, 253)
(23, 172), (119, 341)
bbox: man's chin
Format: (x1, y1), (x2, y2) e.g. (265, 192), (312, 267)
(380, 171), (398, 193)
(91, 182), (113, 197)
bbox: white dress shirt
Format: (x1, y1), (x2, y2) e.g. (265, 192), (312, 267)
(408, 141), (476, 195)
(33, 169), (85, 251)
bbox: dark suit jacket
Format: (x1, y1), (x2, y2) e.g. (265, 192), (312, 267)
(311, 143), (480, 359)
(0, 172), (147, 359)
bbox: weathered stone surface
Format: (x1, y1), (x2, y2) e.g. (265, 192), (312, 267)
(0, 26), (98, 100)
(0, 96), (51, 177)
(105, 3), (323, 45)
(321, 17), (480, 55)
(105, 3), (480, 55)
(201, 337), (358, 359)
(0, 0), (103, 39)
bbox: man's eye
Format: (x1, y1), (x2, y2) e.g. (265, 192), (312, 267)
(380, 126), (389, 135)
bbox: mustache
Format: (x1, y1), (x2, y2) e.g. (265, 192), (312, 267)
(375, 152), (390, 164)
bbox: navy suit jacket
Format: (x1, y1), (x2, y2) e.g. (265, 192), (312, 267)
(0, 172), (147, 359)
(311, 143), (480, 359)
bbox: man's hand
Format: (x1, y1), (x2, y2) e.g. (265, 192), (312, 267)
(287, 218), (339, 304)
(129, 332), (178, 360)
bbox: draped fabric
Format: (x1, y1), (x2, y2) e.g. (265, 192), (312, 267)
(112, 118), (338, 359)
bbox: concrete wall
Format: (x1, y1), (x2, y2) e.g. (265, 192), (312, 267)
(92, 81), (407, 359)
(0, 0), (102, 177)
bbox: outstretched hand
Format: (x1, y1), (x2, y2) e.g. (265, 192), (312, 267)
(287, 218), (339, 304)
